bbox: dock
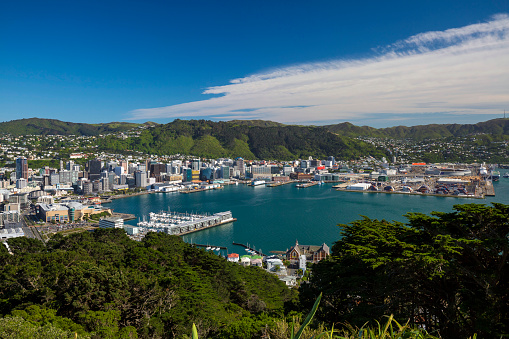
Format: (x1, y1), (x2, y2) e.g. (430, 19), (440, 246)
(232, 242), (266, 256)
(180, 186), (223, 194)
(191, 243), (228, 250)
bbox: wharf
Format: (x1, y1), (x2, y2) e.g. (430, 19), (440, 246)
(337, 188), (484, 199)
(485, 184), (495, 196)
(296, 181), (319, 188)
(180, 186), (223, 194)
(232, 242), (266, 256)
(266, 181), (293, 187)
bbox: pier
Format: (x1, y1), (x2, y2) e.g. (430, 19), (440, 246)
(191, 244), (228, 250)
(232, 242), (266, 256)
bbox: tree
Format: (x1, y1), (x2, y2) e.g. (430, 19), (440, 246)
(301, 203), (509, 339)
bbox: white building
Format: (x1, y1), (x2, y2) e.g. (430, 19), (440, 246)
(99, 217), (124, 229)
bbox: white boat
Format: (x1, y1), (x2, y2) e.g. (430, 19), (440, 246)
(206, 246), (211, 250)
(250, 180), (266, 186)
(503, 172), (509, 178)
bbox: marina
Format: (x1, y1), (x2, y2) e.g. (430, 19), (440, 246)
(137, 210), (236, 236)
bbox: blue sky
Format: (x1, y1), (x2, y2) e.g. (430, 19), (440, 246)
(1, 0), (508, 127)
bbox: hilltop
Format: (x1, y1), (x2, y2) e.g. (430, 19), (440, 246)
(324, 118), (509, 140)
(0, 118), (157, 136)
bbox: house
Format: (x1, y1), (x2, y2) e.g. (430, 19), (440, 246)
(286, 240), (330, 264)
(227, 253), (239, 263)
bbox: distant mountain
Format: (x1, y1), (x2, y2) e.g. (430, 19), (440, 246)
(324, 119), (509, 140)
(97, 119), (386, 160)
(0, 118), (155, 136)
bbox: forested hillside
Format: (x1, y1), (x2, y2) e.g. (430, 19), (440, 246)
(0, 230), (295, 338)
(0, 118), (150, 136)
(97, 119), (386, 160)
(325, 118), (509, 140)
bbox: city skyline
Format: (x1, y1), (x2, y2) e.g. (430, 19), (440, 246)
(1, 1), (508, 127)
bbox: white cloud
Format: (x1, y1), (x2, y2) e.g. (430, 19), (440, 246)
(128, 14), (509, 125)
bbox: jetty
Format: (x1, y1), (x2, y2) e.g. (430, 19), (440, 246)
(192, 244), (228, 250)
(137, 211), (236, 235)
(232, 242), (265, 256)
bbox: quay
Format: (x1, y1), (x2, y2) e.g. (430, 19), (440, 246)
(338, 189), (484, 199)
(180, 186), (223, 194)
(232, 242), (266, 256)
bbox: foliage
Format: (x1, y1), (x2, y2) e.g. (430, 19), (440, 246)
(325, 118), (509, 140)
(301, 203), (509, 339)
(0, 315), (89, 339)
(0, 118), (146, 136)
(97, 119), (387, 160)
(1, 229), (294, 338)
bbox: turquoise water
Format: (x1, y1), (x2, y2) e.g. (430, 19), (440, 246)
(108, 177), (509, 254)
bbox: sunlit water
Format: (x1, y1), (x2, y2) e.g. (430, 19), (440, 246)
(108, 175), (509, 254)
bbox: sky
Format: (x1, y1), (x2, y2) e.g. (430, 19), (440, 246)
(1, 0), (508, 128)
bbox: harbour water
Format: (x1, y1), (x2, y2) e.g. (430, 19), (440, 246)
(108, 177), (509, 254)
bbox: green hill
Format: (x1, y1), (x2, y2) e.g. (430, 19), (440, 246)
(0, 118), (151, 136)
(325, 118), (509, 140)
(97, 119), (386, 160)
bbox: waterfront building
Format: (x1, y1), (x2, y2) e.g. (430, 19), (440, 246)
(99, 217), (124, 229)
(135, 170), (147, 188)
(235, 157), (245, 177)
(286, 240), (330, 264)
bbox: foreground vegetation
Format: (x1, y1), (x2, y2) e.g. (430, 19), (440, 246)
(301, 203), (509, 338)
(1, 203), (507, 338)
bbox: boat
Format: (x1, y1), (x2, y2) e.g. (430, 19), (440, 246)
(503, 172), (509, 178)
(250, 180), (266, 186)
(491, 171), (501, 181)
(206, 246), (211, 250)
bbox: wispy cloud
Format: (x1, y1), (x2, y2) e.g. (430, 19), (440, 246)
(128, 14), (509, 126)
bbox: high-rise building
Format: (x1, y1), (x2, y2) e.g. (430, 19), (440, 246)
(16, 157), (28, 180)
(235, 158), (245, 177)
(87, 159), (102, 181)
(135, 170), (147, 188)
(191, 159), (201, 171)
